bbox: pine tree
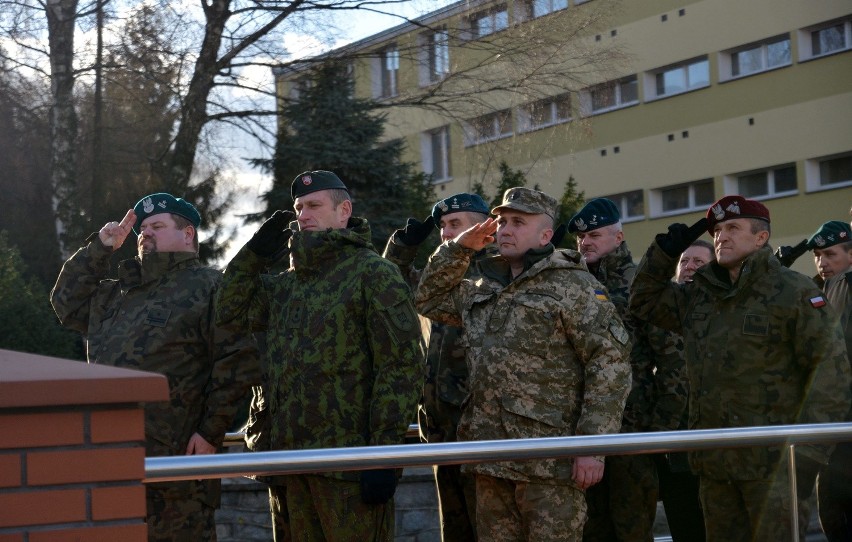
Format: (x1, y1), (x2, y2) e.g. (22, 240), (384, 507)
(253, 61), (433, 247)
(554, 176), (585, 249)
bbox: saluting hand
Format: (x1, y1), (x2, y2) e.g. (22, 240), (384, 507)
(455, 217), (497, 252)
(99, 209), (136, 251)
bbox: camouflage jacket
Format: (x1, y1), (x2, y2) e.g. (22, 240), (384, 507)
(415, 241), (631, 484)
(50, 237), (260, 460)
(630, 243), (852, 479)
(588, 241), (686, 433)
(217, 217), (423, 480)
(825, 267), (852, 420)
(383, 233), (496, 443)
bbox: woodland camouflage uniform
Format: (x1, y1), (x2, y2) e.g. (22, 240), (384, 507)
(415, 240), (631, 542)
(383, 233), (496, 542)
(583, 241), (684, 542)
(217, 217), (423, 542)
(630, 242), (851, 542)
(51, 234), (259, 541)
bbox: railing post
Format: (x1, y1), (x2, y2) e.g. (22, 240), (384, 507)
(788, 443), (799, 542)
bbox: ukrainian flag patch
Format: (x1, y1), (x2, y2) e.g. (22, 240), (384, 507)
(594, 289), (609, 301)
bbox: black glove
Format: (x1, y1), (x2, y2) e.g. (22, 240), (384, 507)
(360, 469), (399, 505)
(246, 210), (295, 259)
(396, 216), (435, 246)
(655, 218), (709, 258)
(795, 453), (822, 499)
(775, 239), (809, 268)
(551, 223), (567, 247)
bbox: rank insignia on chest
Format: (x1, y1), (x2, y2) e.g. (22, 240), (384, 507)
(809, 296), (826, 308)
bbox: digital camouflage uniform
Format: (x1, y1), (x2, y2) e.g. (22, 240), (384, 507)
(384, 233), (497, 542)
(629, 243), (852, 542)
(818, 267), (852, 542)
(582, 241), (683, 542)
(415, 241), (631, 542)
(216, 217), (423, 542)
(51, 234), (259, 542)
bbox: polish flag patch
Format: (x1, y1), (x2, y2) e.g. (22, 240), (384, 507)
(810, 296), (826, 308)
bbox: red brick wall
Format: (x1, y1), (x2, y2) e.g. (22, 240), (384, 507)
(0, 350), (168, 540)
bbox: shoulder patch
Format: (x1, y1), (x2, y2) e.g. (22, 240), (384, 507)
(608, 317), (629, 345)
(594, 289), (609, 301)
(809, 295), (826, 308)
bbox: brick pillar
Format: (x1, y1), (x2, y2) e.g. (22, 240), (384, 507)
(0, 349), (168, 541)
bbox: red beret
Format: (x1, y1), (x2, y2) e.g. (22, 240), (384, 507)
(705, 195), (770, 235)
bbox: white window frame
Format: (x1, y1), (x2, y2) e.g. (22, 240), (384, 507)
(804, 152), (852, 192)
(719, 34), (791, 81)
(469, 6), (509, 38)
(722, 163), (798, 200)
(419, 26), (450, 86)
(602, 190), (644, 222)
(517, 0), (569, 21)
(517, 93), (571, 132)
(581, 75), (638, 115)
(463, 109), (513, 146)
(649, 179), (715, 217)
(799, 18), (852, 60)
(646, 57), (710, 100)
(421, 126), (452, 183)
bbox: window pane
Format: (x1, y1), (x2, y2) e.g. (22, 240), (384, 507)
(624, 190), (643, 218)
(592, 84), (615, 110)
(820, 156), (852, 185)
(495, 11), (508, 32)
(766, 39), (791, 68)
(662, 186), (689, 211)
(813, 24), (845, 55)
(555, 95), (571, 120)
(619, 77), (638, 103)
(497, 110), (512, 136)
(693, 180), (715, 206)
(657, 69), (685, 96)
(532, 0), (548, 18)
(733, 47), (762, 76)
(431, 131), (445, 177)
(554, 0), (568, 10)
(687, 59), (709, 88)
(773, 165), (797, 192)
(738, 172), (768, 197)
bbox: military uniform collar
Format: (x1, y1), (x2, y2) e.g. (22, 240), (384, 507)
(119, 251), (199, 286)
(289, 216), (375, 271)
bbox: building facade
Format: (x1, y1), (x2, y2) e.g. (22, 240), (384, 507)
(274, 0), (852, 273)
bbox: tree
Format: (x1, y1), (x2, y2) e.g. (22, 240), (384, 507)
(554, 176), (585, 249)
(0, 232), (82, 358)
(253, 61), (433, 247)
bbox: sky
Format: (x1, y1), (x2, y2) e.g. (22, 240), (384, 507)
(216, 0), (456, 265)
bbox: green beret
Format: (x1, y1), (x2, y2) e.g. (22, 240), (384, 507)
(807, 220), (852, 249)
(133, 193), (201, 234)
(291, 170), (349, 200)
(491, 187), (558, 219)
(431, 193), (489, 225)
(567, 198), (620, 233)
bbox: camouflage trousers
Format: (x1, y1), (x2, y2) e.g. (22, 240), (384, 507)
(434, 463), (477, 542)
(655, 454), (705, 542)
(268, 481), (292, 542)
(272, 474), (394, 542)
(475, 473), (587, 542)
(145, 485), (216, 542)
(817, 442), (852, 541)
(583, 454), (658, 542)
(699, 473), (810, 542)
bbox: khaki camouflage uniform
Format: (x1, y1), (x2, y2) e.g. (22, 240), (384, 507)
(415, 241), (631, 542)
(216, 217), (423, 542)
(818, 267), (852, 541)
(582, 241), (683, 542)
(51, 234), (259, 542)
(383, 233), (496, 541)
(629, 243), (851, 542)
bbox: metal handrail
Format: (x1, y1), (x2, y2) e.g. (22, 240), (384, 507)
(222, 424), (421, 447)
(146, 422), (852, 482)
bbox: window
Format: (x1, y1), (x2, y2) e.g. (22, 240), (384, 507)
(804, 152), (852, 191)
(470, 7), (509, 38)
(651, 179), (715, 216)
(725, 164), (797, 199)
(422, 126), (452, 183)
(420, 27), (450, 85)
(464, 110), (513, 145)
(380, 46), (399, 98)
(649, 57), (709, 99)
(585, 75), (638, 114)
(721, 35), (790, 79)
(520, 0), (568, 20)
(603, 190), (644, 221)
(517, 93), (571, 132)
(800, 18), (852, 59)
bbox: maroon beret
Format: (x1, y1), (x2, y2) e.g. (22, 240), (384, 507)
(705, 195), (770, 235)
